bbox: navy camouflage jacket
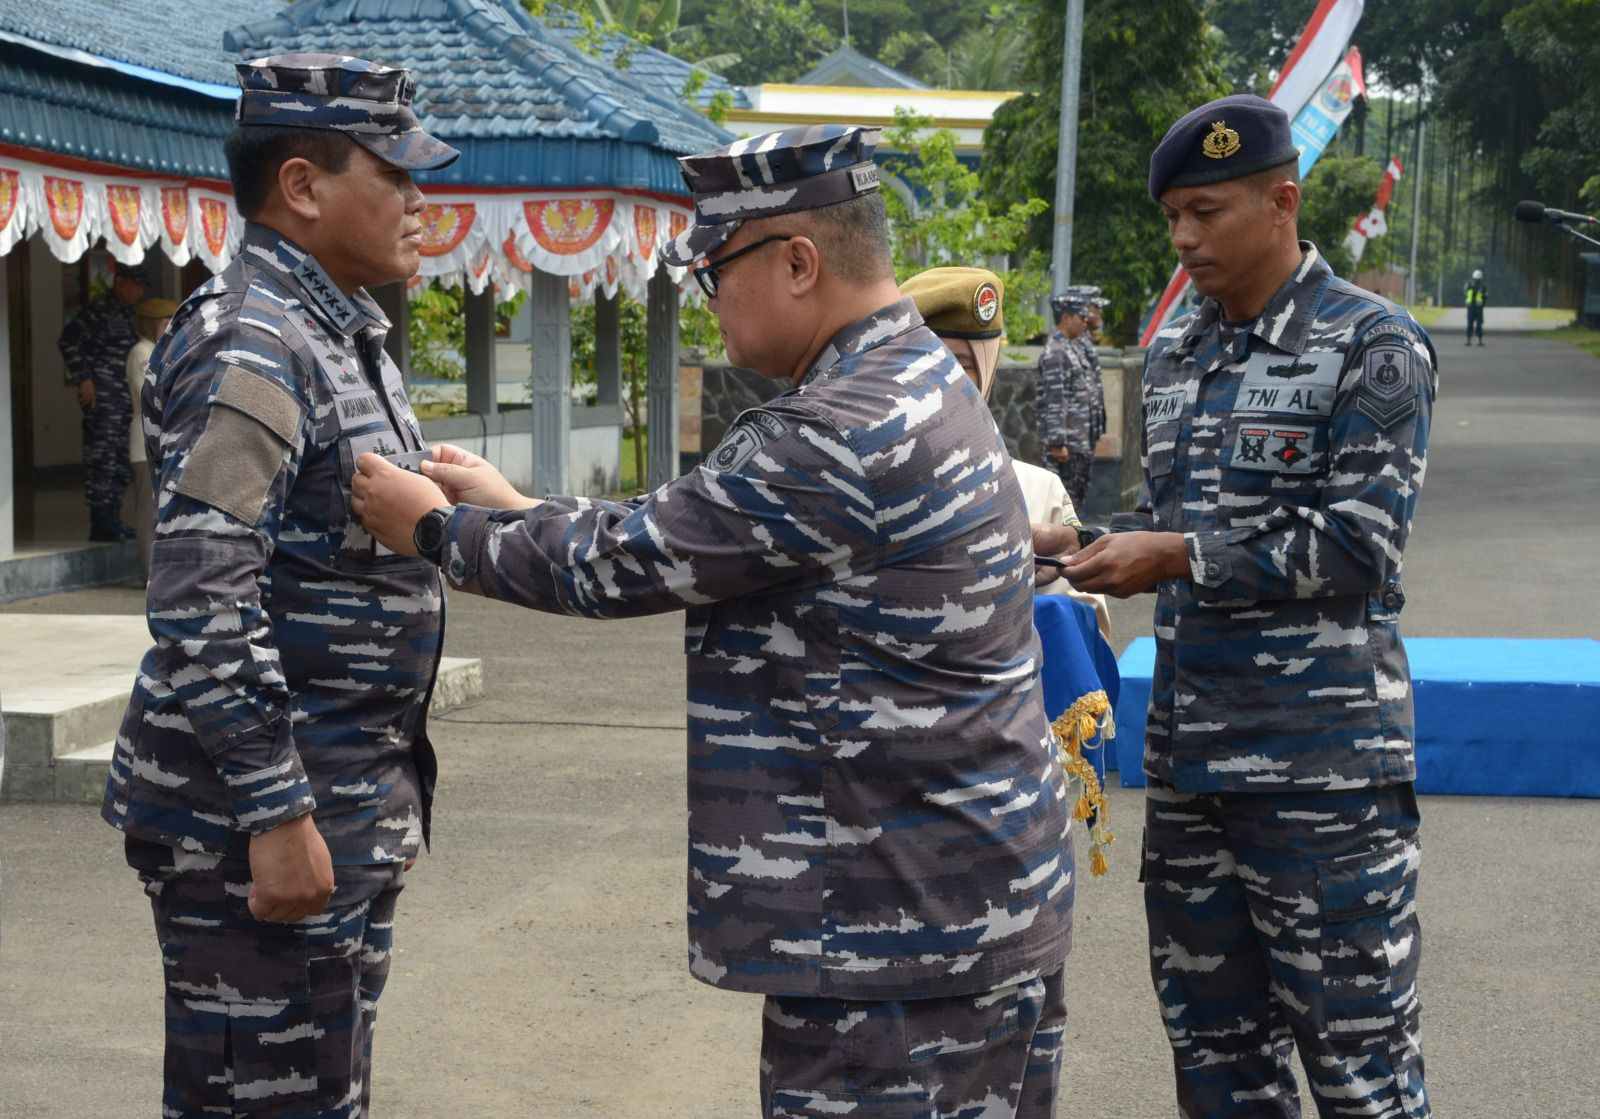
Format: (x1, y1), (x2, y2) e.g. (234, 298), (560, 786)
(1036, 330), (1093, 453)
(59, 294), (138, 388)
(103, 223), (443, 877)
(1114, 244), (1437, 792)
(442, 298), (1074, 1000)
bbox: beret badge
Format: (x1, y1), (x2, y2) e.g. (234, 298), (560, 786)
(1202, 120), (1242, 160)
(974, 282), (1000, 324)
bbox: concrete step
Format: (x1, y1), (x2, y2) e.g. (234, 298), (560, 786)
(0, 611), (485, 804)
(0, 542), (139, 604)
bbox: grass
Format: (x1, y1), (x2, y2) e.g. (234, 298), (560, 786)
(1546, 325), (1600, 360)
(1405, 304), (1446, 329)
(1527, 307), (1576, 323)
(618, 431), (647, 495)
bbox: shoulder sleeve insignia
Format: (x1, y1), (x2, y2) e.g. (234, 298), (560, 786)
(706, 409), (790, 474)
(1355, 344), (1418, 429)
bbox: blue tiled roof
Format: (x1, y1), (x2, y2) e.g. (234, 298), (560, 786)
(0, 42), (232, 178)
(225, 0), (733, 193)
(0, 0), (265, 89)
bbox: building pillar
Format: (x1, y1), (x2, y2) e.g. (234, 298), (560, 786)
(368, 282), (412, 375)
(645, 270), (679, 489)
(464, 285), (498, 416)
(529, 270), (571, 496)
(594, 290), (621, 407)
(0, 255), (12, 557)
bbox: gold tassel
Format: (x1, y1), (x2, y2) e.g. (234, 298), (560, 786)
(1050, 690), (1116, 877)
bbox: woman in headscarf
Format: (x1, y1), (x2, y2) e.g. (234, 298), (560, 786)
(901, 266), (1110, 636)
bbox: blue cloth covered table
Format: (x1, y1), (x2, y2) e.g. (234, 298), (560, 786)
(1032, 596), (1120, 783)
(1111, 637), (1600, 796)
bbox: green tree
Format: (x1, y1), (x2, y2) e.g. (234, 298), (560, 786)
(982, 0), (1229, 342)
(880, 3), (1028, 90)
(1504, 0), (1600, 207)
(1297, 154), (1384, 277)
(881, 110), (1050, 340)
(672, 0), (838, 85)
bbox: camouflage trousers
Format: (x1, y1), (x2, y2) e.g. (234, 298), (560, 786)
(142, 861), (405, 1117)
(760, 967), (1067, 1118)
(81, 372), (133, 518)
(1049, 456), (1092, 514)
(1141, 782), (1429, 1118)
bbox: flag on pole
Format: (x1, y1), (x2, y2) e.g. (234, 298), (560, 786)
(1343, 156), (1403, 265)
(1139, 0), (1366, 346)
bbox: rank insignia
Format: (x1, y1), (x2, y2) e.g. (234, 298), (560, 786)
(1356, 345), (1417, 429)
(1202, 120), (1242, 160)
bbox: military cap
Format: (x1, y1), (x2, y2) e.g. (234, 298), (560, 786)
(135, 297), (179, 320)
(235, 53), (459, 173)
(1049, 286), (1096, 321)
(902, 267), (1004, 340)
(661, 125), (883, 267)
(1148, 93), (1299, 200)
(114, 260), (151, 284)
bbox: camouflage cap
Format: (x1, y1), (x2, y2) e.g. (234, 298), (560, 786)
(902, 266), (1005, 340)
(235, 53), (459, 173)
(1049, 286), (1097, 320)
(661, 125), (883, 267)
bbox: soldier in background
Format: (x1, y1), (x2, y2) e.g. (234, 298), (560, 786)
(1046, 94), (1437, 1118)
(103, 53), (458, 1117)
(123, 296), (177, 579)
(1036, 289), (1096, 511)
(60, 260), (147, 542)
(354, 125), (1076, 1119)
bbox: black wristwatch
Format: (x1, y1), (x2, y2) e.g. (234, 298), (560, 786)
(1075, 525), (1103, 550)
(412, 506), (453, 565)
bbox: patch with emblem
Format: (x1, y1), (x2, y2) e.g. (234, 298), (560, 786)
(1235, 349), (1340, 418)
(1356, 345), (1417, 429)
(1228, 421), (1322, 475)
(1202, 120), (1242, 159)
(708, 410), (789, 474)
(974, 282), (999, 324)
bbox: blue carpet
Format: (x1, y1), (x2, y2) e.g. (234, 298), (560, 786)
(1111, 637), (1600, 797)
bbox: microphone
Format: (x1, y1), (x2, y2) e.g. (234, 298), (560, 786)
(1515, 200), (1600, 225)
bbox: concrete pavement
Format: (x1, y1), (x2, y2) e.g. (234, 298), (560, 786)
(3, 329), (1598, 1117)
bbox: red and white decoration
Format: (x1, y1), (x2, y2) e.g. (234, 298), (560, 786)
(1342, 156), (1403, 265)
(0, 150), (696, 304)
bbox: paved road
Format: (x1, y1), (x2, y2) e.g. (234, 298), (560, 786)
(3, 331), (1597, 1117)
(1431, 305), (1569, 332)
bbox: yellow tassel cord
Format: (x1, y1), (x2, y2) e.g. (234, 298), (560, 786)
(1050, 691), (1116, 877)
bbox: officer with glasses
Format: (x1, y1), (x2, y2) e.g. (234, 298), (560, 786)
(351, 123), (1077, 1118)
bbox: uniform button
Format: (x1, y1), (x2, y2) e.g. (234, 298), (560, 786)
(449, 559), (466, 580)
(1382, 591), (1401, 609)
(1203, 561), (1221, 578)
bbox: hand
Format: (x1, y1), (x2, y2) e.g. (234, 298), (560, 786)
(1031, 521), (1083, 588)
(419, 444), (533, 510)
(1061, 531), (1190, 597)
(247, 814), (334, 922)
(76, 381), (95, 410)
(352, 453), (451, 556)
(1047, 445), (1069, 463)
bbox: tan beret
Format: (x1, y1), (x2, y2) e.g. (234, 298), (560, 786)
(135, 298), (179, 320)
(902, 266), (1004, 340)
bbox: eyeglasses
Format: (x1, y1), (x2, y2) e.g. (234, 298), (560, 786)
(693, 235), (794, 299)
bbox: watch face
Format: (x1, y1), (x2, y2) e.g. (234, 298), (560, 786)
(415, 511), (448, 558)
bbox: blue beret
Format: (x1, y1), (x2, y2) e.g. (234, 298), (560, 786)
(1148, 94), (1299, 200)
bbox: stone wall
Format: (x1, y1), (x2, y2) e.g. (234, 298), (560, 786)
(685, 345), (1146, 517)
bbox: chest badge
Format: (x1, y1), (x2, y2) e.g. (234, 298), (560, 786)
(1271, 428), (1309, 467)
(1202, 120), (1242, 160)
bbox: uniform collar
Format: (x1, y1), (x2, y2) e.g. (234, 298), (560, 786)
(801, 296), (923, 386)
(1177, 241), (1330, 358)
(241, 222), (390, 341)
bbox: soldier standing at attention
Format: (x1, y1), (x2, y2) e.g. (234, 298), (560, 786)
(1465, 267), (1487, 345)
(353, 125), (1076, 1118)
(1043, 94), (1438, 1118)
(60, 260), (148, 541)
(1037, 289), (1096, 512)
(103, 53), (458, 1117)
(1072, 286), (1110, 500)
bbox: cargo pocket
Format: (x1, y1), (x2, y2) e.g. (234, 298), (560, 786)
(1315, 833), (1421, 1039)
(769, 1086), (933, 1119)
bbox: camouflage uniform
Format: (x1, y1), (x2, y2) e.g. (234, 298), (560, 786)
(425, 124), (1075, 1113)
(103, 53), (458, 1118)
(1036, 327), (1093, 509)
(60, 294), (139, 533)
(1116, 242), (1438, 1118)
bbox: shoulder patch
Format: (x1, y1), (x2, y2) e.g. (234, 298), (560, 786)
(1360, 319), (1422, 348)
(1356, 345), (1417, 430)
(707, 410), (789, 474)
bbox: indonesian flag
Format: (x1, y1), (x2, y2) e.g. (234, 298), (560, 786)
(1344, 156), (1403, 264)
(1140, 0), (1366, 346)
